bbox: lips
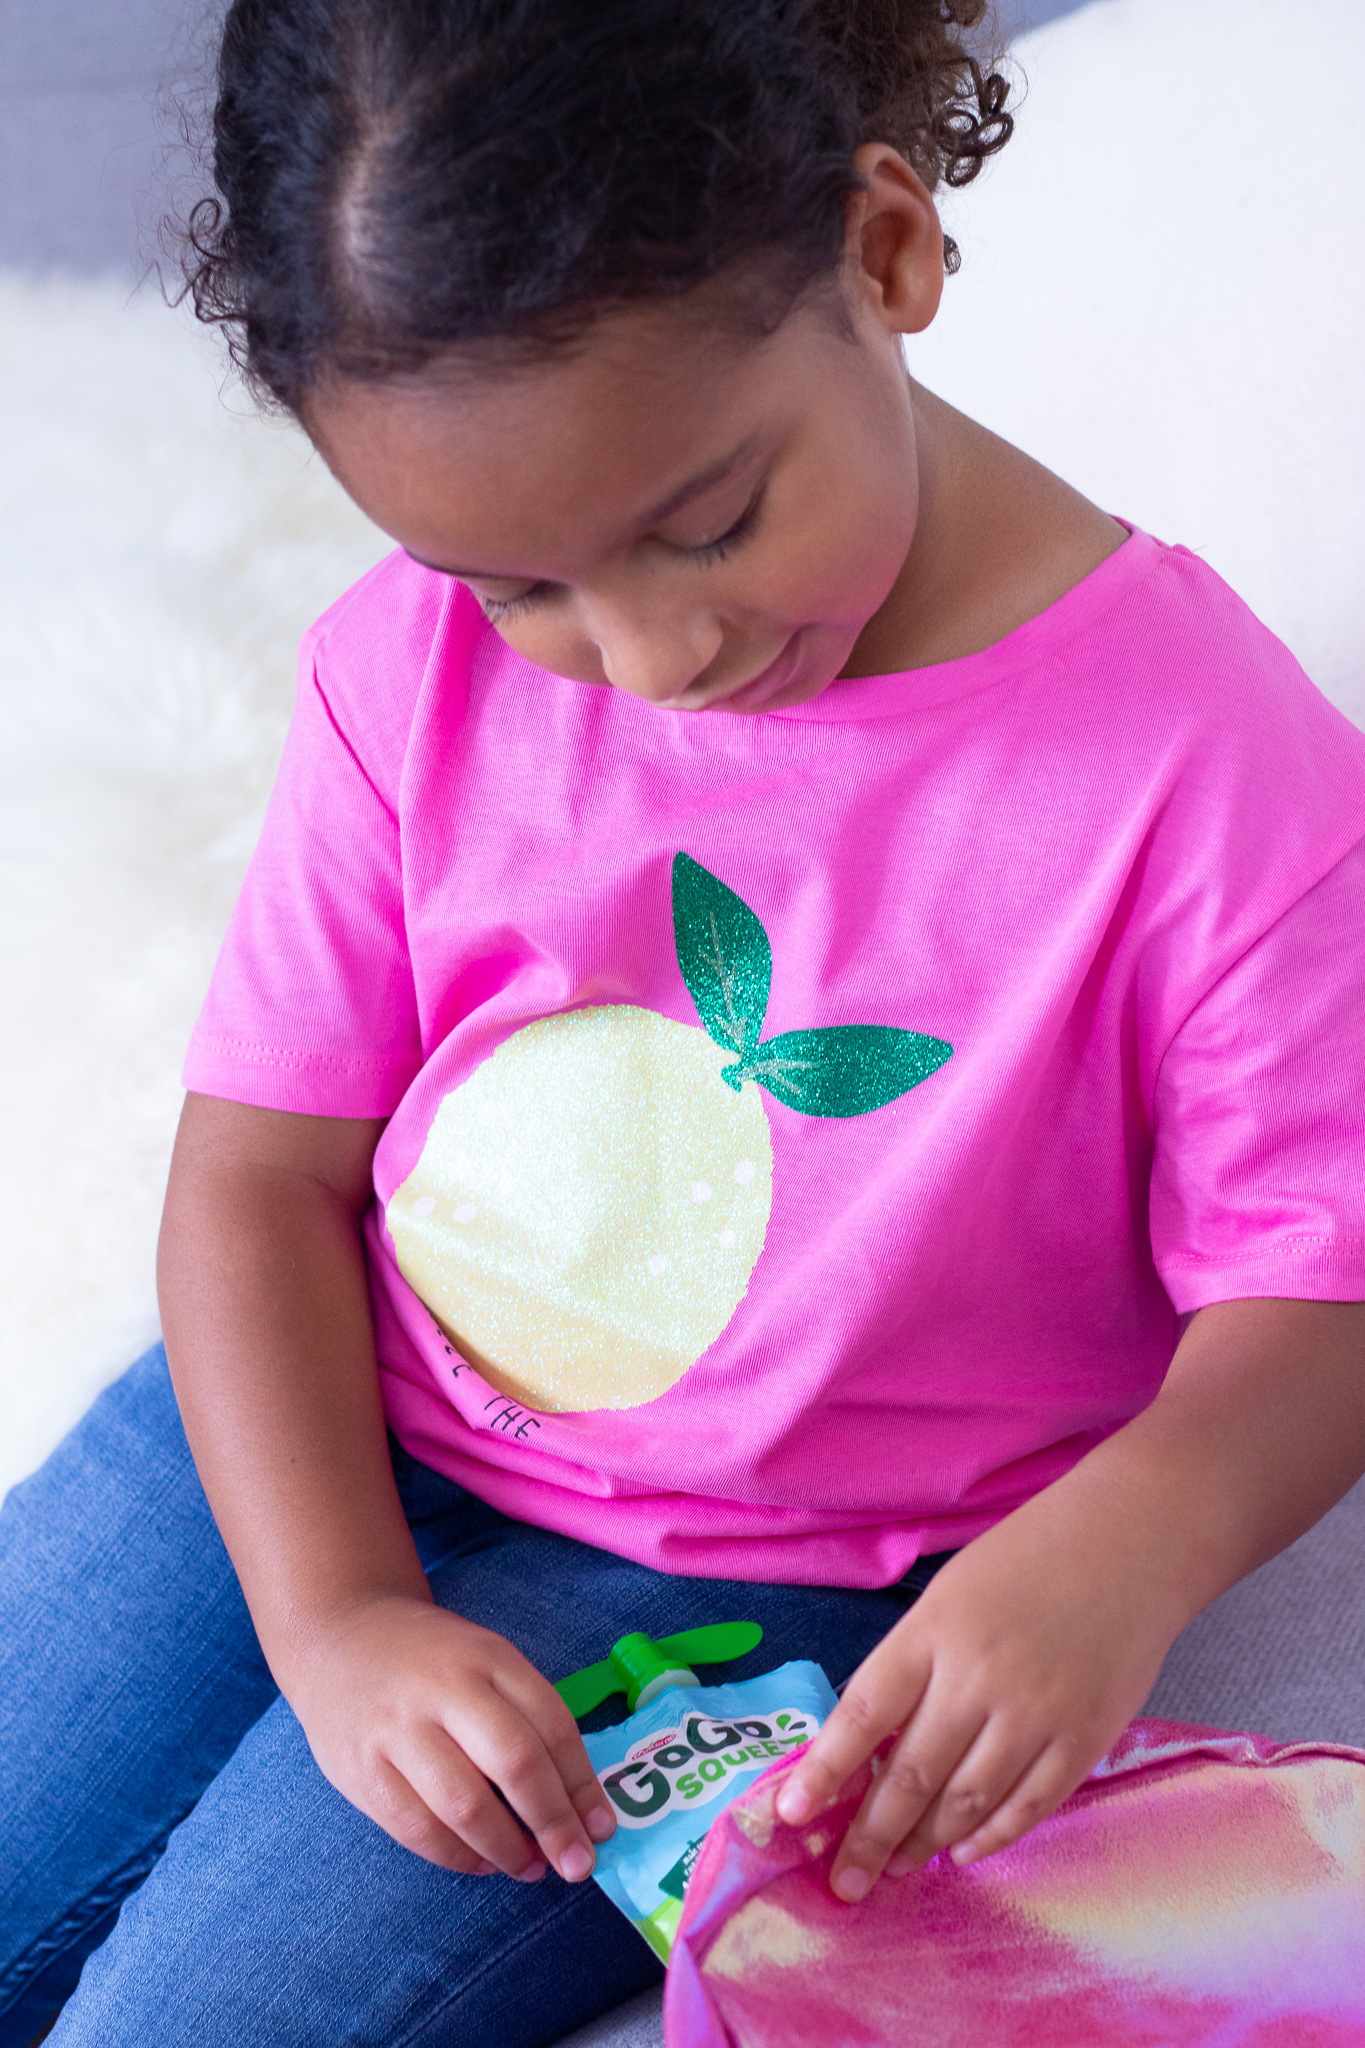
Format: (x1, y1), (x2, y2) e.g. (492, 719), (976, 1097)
(689, 633), (805, 714)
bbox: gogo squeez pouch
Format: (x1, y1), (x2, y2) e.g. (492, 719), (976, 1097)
(556, 1625), (838, 1961)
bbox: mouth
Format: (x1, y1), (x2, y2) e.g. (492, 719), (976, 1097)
(672, 633), (809, 715)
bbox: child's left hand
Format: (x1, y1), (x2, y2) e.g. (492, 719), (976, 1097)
(773, 1504), (1177, 1898)
(776, 1298), (1365, 1900)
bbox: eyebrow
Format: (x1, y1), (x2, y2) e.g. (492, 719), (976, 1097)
(402, 435), (759, 584)
(636, 436), (758, 528)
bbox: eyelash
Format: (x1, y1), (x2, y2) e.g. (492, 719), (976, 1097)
(475, 489), (764, 624)
(686, 490), (763, 565)
(478, 585), (550, 624)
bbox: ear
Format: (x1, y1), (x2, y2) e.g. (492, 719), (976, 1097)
(844, 143), (946, 337)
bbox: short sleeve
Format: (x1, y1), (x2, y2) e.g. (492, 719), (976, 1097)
(183, 638), (422, 1118)
(1150, 835), (1365, 1309)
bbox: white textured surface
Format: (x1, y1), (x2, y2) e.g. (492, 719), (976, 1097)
(0, 277), (388, 1499)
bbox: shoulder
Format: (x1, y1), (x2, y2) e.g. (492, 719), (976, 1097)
(1049, 530), (1365, 832)
(1049, 531), (1365, 1014)
(1091, 533), (1354, 730)
(298, 549), (490, 795)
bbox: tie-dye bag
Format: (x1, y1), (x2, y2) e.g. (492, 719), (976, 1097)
(665, 1719), (1365, 2047)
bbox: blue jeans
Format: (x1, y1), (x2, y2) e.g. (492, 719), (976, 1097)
(0, 1347), (949, 2047)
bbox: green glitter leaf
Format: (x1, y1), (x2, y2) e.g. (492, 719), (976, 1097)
(672, 852), (953, 1117)
(672, 852), (771, 1062)
(745, 1025), (953, 1118)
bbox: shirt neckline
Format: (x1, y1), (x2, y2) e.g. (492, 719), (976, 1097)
(760, 523), (1158, 724)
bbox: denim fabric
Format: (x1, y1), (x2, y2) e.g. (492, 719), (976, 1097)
(0, 1347), (950, 2048)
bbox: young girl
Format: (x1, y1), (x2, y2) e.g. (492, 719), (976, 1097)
(4, 1), (1364, 2042)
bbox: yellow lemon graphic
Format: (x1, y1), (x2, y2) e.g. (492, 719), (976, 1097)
(388, 1005), (773, 1412)
(388, 853), (954, 1417)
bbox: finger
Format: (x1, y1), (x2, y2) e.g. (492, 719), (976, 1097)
(447, 1692), (601, 1882)
(890, 1719), (1052, 1868)
(775, 1636), (933, 1829)
(948, 1738), (1093, 1867)
(365, 1755), (508, 1877)
(827, 1698), (987, 1900)
(492, 1664), (617, 1845)
(393, 1728), (550, 1881)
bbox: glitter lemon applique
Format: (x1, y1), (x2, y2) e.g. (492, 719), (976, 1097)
(386, 854), (952, 1415)
(389, 1007), (773, 1414)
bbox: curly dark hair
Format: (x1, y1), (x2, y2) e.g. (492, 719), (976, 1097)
(182, 0), (1013, 412)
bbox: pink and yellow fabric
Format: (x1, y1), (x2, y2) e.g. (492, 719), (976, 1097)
(664, 1719), (1365, 2047)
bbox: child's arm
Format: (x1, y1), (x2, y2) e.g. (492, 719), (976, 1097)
(777, 1296), (1365, 1898)
(158, 1091), (613, 1884)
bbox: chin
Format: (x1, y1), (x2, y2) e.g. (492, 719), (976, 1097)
(707, 626), (849, 715)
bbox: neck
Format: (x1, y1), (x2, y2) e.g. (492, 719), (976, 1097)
(841, 381), (1126, 677)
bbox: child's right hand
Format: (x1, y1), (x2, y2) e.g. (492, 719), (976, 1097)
(160, 1096), (616, 1888)
(284, 1593), (617, 1882)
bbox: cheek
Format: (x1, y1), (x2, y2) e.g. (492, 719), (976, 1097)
(756, 470), (917, 630)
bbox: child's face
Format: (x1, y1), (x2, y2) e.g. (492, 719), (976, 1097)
(310, 153), (941, 713)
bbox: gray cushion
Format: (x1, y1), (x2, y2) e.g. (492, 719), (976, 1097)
(1142, 1471), (1365, 1745)
(556, 1986), (664, 2048)
(559, 1475), (1365, 2044)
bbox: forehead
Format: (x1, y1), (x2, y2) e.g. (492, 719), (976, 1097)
(308, 295), (847, 569)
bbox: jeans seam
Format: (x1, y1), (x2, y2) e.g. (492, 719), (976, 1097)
(0, 1825), (177, 2016)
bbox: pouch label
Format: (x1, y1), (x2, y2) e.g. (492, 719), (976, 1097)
(599, 1706), (816, 1828)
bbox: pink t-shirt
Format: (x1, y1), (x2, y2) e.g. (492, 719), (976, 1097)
(185, 529), (1365, 1587)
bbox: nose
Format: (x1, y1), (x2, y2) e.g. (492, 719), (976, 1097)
(583, 595), (724, 705)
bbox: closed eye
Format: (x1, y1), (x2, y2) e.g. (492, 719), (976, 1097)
(682, 487), (763, 566)
(476, 581), (553, 623)
(474, 484), (764, 622)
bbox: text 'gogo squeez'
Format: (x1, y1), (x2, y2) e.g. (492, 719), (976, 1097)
(556, 1622), (837, 1960)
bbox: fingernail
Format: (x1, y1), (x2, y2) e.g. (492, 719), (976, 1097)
(560, 1844), (593, 1882)
(475, 1858), (499, 1876)
(951, 1843), (979, 1867)
(585, 1806), (615, 1841)
(886, 1853), (913, 1878)
(777, 1785), (813, 1824)
(517, 1858), (549, 1884)
(834, 1866), (870, 1902)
